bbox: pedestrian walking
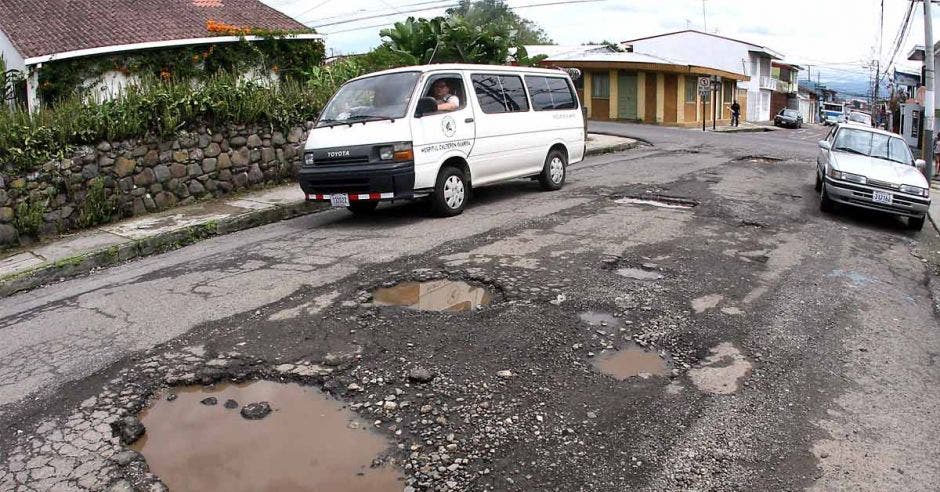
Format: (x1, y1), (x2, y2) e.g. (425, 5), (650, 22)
(730, 100), (740, 127)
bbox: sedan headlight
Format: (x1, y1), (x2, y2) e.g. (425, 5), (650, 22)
(303, 153), (315, 167)
(827, 167), (866, 184)
(899, 184), (928, 197)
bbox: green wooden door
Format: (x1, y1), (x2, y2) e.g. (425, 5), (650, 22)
(617, 72), (637, 119)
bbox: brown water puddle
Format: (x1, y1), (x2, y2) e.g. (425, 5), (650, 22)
(593, 345), (669, 380)
(372, 280), (491, 312)
(132, 381), (403, 492)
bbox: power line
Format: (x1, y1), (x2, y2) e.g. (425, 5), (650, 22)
(317, 0), (610, 33)
(301, 0), (454, 25)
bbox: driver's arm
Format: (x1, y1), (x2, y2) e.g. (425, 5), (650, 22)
(437, 95), (459, 111)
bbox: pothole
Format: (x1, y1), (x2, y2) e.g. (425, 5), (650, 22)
(372, 279), (492, 312)
(614, 195), (698, 209)
(734, 155), (784, 163)
(131, 381), (403, 492)
(592, 344), (670, 380)
(578, 311), (620, 327)
(616, 267), (664, 281)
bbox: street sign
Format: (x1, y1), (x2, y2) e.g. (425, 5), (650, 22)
(698, 77), (710, 89)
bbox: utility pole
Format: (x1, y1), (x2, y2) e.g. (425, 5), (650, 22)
(924, 0), (935, 181)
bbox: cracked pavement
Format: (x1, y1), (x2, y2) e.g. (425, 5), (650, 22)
(1, 122), (939, 491)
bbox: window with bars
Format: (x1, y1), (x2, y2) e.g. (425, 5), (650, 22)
(591, 72), (610, 98)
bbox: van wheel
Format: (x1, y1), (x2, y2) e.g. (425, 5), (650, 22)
(431, 166), (467, 217)
(539, 149), (567, 191)
(347, 201), (379, 215)
(909, 215), (925, 231)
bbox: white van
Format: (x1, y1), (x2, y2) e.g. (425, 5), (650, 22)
(299, 64), (585, 216)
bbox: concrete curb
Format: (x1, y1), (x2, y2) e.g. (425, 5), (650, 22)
(0, 200), (326, 297)
(585, 139), (640, 156)
(589, 131), (652, 147)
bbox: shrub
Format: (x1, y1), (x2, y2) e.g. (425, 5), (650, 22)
(13, 198), (46, 238)
(77, 178), (115, 228)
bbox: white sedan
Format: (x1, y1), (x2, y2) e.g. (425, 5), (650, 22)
(816, 124), (930, 230)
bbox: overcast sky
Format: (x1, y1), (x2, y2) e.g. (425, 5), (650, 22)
(264, 0), (935, 93)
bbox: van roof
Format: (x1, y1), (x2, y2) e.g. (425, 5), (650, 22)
(349, 63), (573, 82)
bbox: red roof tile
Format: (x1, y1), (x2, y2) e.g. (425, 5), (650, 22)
(0, 0), (309, 60)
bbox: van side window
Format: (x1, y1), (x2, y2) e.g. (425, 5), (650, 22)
(525, 76), (577, 111)
(421, 75), (466, 113)
(471, 74), (530, 114)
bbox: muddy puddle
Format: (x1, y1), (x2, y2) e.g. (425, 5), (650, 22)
(132, 381), (402, 492)
(579, 311), (620, 327)
(614, 196), (697, 209)
(593, 344), (670, 380)
(373, 279), (491, 312)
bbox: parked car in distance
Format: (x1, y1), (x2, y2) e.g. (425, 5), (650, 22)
(299, 64), (585, 217)
(846, 111), (872, 127)
(816, 123), (930, 230)
(774, 108), (803, 128)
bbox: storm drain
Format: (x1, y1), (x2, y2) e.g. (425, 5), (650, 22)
(614, 195), (698, 209)
(593, 344), (670, 380)
(372, 279), (492, 312)
(132, 381), (402, 492)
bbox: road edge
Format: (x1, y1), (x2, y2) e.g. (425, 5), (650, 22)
(0, 201), (326, 298)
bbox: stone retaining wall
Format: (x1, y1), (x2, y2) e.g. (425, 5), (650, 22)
(0, 123), (311, 247)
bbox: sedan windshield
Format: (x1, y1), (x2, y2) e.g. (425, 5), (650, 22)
(317, 72), (420, 127)
(832, 128), (913, 165)
(782, 109), (799, 117)
(848, 113), (871, 124)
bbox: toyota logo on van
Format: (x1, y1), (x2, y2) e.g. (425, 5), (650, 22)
(327, 150), (351, 158)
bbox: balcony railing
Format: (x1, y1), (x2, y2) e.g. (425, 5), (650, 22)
(760, 76), (795, 93)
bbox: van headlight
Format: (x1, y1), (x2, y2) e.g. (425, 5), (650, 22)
(303, 153), (315, 167)
(827, 167), (866, 184)
(900, 184), (928, 197)
(378, 142), (413, 161)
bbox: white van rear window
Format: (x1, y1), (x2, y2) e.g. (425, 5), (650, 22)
(525, 76), (577, 111)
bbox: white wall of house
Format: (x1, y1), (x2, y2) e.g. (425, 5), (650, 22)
(83, 71), (140, 102)
(628, 31), (778, 122)
(0, 28), (24, 72)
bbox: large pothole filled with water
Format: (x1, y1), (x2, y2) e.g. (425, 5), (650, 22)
(132, 381), (403, 491)
(372, 279), (492, 312)
(592, 344), (670, 380)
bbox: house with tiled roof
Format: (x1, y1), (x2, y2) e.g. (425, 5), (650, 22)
(0, 0), (323, 111)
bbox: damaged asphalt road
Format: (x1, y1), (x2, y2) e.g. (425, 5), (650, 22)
(1, 122), (939, 491)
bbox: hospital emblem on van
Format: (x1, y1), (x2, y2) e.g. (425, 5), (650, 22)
(442, 116), (456, 137)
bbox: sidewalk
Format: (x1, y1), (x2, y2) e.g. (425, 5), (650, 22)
(0, 133), (636, 296)
(930, 181), (940, 234)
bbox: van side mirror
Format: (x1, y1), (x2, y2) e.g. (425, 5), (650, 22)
(916, 159), (927, 174)
(818, 140), (831, 151)
(415, 97), (438, 118)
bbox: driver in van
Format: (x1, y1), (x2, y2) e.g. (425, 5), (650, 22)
(432, 80), (459, 111)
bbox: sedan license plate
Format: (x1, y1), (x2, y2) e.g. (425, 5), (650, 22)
(329, 193), (350, 208)
(872, 190), (893, 204)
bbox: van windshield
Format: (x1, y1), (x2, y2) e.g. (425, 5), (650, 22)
(317, 72), (420, 127)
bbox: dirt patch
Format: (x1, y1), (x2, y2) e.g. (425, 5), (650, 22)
(132, 381), (403, 492)
(687, 342), (752, 394)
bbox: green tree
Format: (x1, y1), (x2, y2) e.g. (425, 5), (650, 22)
(379, 0), (551, 66)
(446, 0), (553, 45)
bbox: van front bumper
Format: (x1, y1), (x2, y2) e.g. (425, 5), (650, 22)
(299, 161), (415, 200)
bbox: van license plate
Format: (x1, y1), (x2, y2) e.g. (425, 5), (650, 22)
(330, 193), (350, 207)
(872, 190), (893, 204)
